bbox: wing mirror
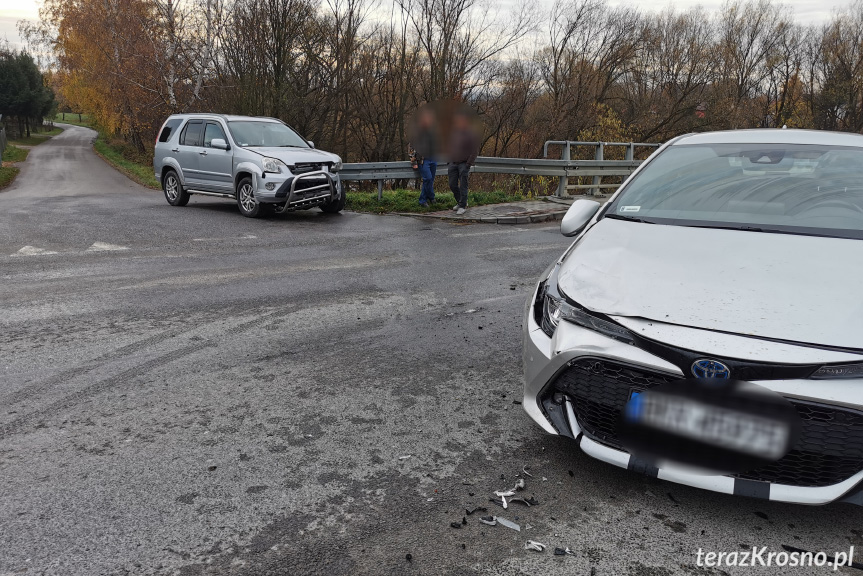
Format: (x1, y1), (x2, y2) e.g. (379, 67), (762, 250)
(307, 141), (315, 148)
(210, 138), (229, 150)
(560, 199), (601, 237)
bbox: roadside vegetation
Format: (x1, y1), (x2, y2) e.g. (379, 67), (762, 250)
(346, 189), (531, 213)
(93, 135), (159, 189)
(0, 144), (28, 189)
(10, 126), (63, 147)
(54, 113), (92, 127)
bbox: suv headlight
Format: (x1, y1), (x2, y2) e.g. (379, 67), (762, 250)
(262, 157), (287, 174)
(331, 158), (343, 172)
(539, 269), (635, 345)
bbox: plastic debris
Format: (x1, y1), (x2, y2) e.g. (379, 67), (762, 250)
(479, 515), (497, 526)
(465, 506), (487, 516)
(513, 478), (525, 491)
(496, 516), (521, 532)
(554, 547), (574, 556)
(509, 496), (539, 507)
(450, 522), (463, 529)
(522, 465), (533, 478)
(461, 516), (467, 525)
(406, 553), (412, 562)
(398, 455), (411, 460)
(525, 541), (546, 552)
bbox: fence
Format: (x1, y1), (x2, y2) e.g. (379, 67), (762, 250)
(340, 140), (661, 200)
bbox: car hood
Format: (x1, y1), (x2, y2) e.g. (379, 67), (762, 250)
(558, 218), (863, 350)
(248, 147), (340, 165)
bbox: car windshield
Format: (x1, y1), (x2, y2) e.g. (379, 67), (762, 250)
(227, 120), (309, 148)
(607, 142), (863, 240)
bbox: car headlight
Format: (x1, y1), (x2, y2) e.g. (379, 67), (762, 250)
(540, 274), (635, 345)
(331, 159), (342, 172)
(262, 157), (286, 174)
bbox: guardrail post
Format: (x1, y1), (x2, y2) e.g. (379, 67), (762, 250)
(556, 142), (570, 198)
(590, 142), (604, 196)
(377, 179), (383, 202)
(625, 142), (634, 161)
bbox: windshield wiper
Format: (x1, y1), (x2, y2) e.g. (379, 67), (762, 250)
(278, 144), (301, 148)
(604, 213), (656, 224)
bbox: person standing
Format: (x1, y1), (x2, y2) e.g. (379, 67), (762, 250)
(447, 108), (479, 215)
(410, 106), (439, 207)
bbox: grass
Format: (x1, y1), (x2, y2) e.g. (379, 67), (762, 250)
(93, 135), (160, 189)
(0, 166), (19, 189)
(9, 126), (64, 146)
(345, 188), (533, 213)
(54, 113), (92, 127)
(2, 144), (28, 163)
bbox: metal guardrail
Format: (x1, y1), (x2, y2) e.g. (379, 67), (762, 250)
(543, 141), (661, 196)
(340, 140), (661, 200)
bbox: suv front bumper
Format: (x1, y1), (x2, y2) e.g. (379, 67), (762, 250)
(255, 170), (341, 208)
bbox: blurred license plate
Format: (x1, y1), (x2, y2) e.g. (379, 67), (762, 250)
(627, 390), (789, 460)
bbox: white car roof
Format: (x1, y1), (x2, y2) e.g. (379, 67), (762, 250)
(673, 128), (863, 148)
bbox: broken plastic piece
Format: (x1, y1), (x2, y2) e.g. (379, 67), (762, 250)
(450, 522), (462, 529)
(513, 478), (525, 491)
(554, 547), (574, 556)
(525, 540), (546, 552)
(479, 515), (497, 526)
(465, 506), (487, 516)
(522, 465), (533, 478)
(496, 516), (521, 532)
(509, 496), (539, 507)
(398, 455), (411, 460)
(494, 490), (516, 498)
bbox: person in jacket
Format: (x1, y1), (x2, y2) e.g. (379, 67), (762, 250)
(410, 106), (439, 207)
(447, 108), (479, 215)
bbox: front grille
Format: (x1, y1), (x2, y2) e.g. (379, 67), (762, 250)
(550, 358), (863, 488)
(290, 163), (325, 174)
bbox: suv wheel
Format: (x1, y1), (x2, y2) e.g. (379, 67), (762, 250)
(320, 186), (346, 214)
(236, 176), (265, 218)
(163, 169), (189, 206)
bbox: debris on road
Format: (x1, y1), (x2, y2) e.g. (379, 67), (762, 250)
(522, 465), (533, 478)
(554, 547), (574, 556)
(450, 522), (463, 529)
(509, 496), (539, 507)
(398, 455), (411, 460)
(465, 506), (487, 515)
(496, 516), (521, 532)
(479, 515), (497, 526)
(525, 540), (546, 552)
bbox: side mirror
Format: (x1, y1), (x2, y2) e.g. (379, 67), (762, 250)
(211, 138), (229, 150)
(307, 141), (315, 148)
(560, 199), (601, 237)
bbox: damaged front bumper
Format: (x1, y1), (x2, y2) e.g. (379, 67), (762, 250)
(522, 278), (863, 506)
(255, 170), (341, 209)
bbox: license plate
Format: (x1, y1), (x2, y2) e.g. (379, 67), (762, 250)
(627, 390), (790, 460)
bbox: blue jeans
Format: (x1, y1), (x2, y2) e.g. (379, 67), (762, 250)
(419, 160), (437, 204)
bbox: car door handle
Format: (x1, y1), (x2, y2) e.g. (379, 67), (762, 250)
(199, 150), (208, 156)
(171, 147), (179, 152)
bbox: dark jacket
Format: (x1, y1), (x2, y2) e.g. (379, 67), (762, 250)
(449, 127), (479, 166)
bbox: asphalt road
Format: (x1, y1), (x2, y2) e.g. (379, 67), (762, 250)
(0, 125), (860, 576)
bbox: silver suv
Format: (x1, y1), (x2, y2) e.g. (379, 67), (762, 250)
(153, 114), (344, 218)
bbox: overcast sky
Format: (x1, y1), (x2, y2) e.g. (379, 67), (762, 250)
(0, 0), (856, 51)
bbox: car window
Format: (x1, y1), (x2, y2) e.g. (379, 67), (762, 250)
(227, 121), (309, 148)
(180, 120), (203, 147)
(158, 118), (182, 143)
(607, 143), (863, 240)
(203, 122), (227, 148)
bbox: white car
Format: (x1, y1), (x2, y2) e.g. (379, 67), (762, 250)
(523, 129), (863, 506)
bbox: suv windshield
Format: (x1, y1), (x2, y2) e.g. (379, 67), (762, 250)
(607, 143), (863, 240)
(228, 120), (309, 148)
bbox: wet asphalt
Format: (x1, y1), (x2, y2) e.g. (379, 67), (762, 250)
(0, 125), (860, 576)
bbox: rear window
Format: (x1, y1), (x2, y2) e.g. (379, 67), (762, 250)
(158, 118), (182, 143)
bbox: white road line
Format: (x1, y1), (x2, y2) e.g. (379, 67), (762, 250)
(14, 246), (58, 256)
(86, 242), (129, 252)
(192, 234), (257, 241)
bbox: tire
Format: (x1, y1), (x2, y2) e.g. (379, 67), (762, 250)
(320, 186), (346, 214)
(236, 176), (265, 218)
(163, 169), (189, 207)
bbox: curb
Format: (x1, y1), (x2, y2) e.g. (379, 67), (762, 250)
(397, 209), (567, 225)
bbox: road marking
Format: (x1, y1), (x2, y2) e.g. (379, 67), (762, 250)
(86, 242), (129, 252)
(14, 246), (58, 256)
(192, 234), (257, 241)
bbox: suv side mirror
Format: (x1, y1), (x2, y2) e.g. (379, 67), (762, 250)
(211, 138), (229, 150)
(307, 141), (315, 148)
(560, 199), (601, 237)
